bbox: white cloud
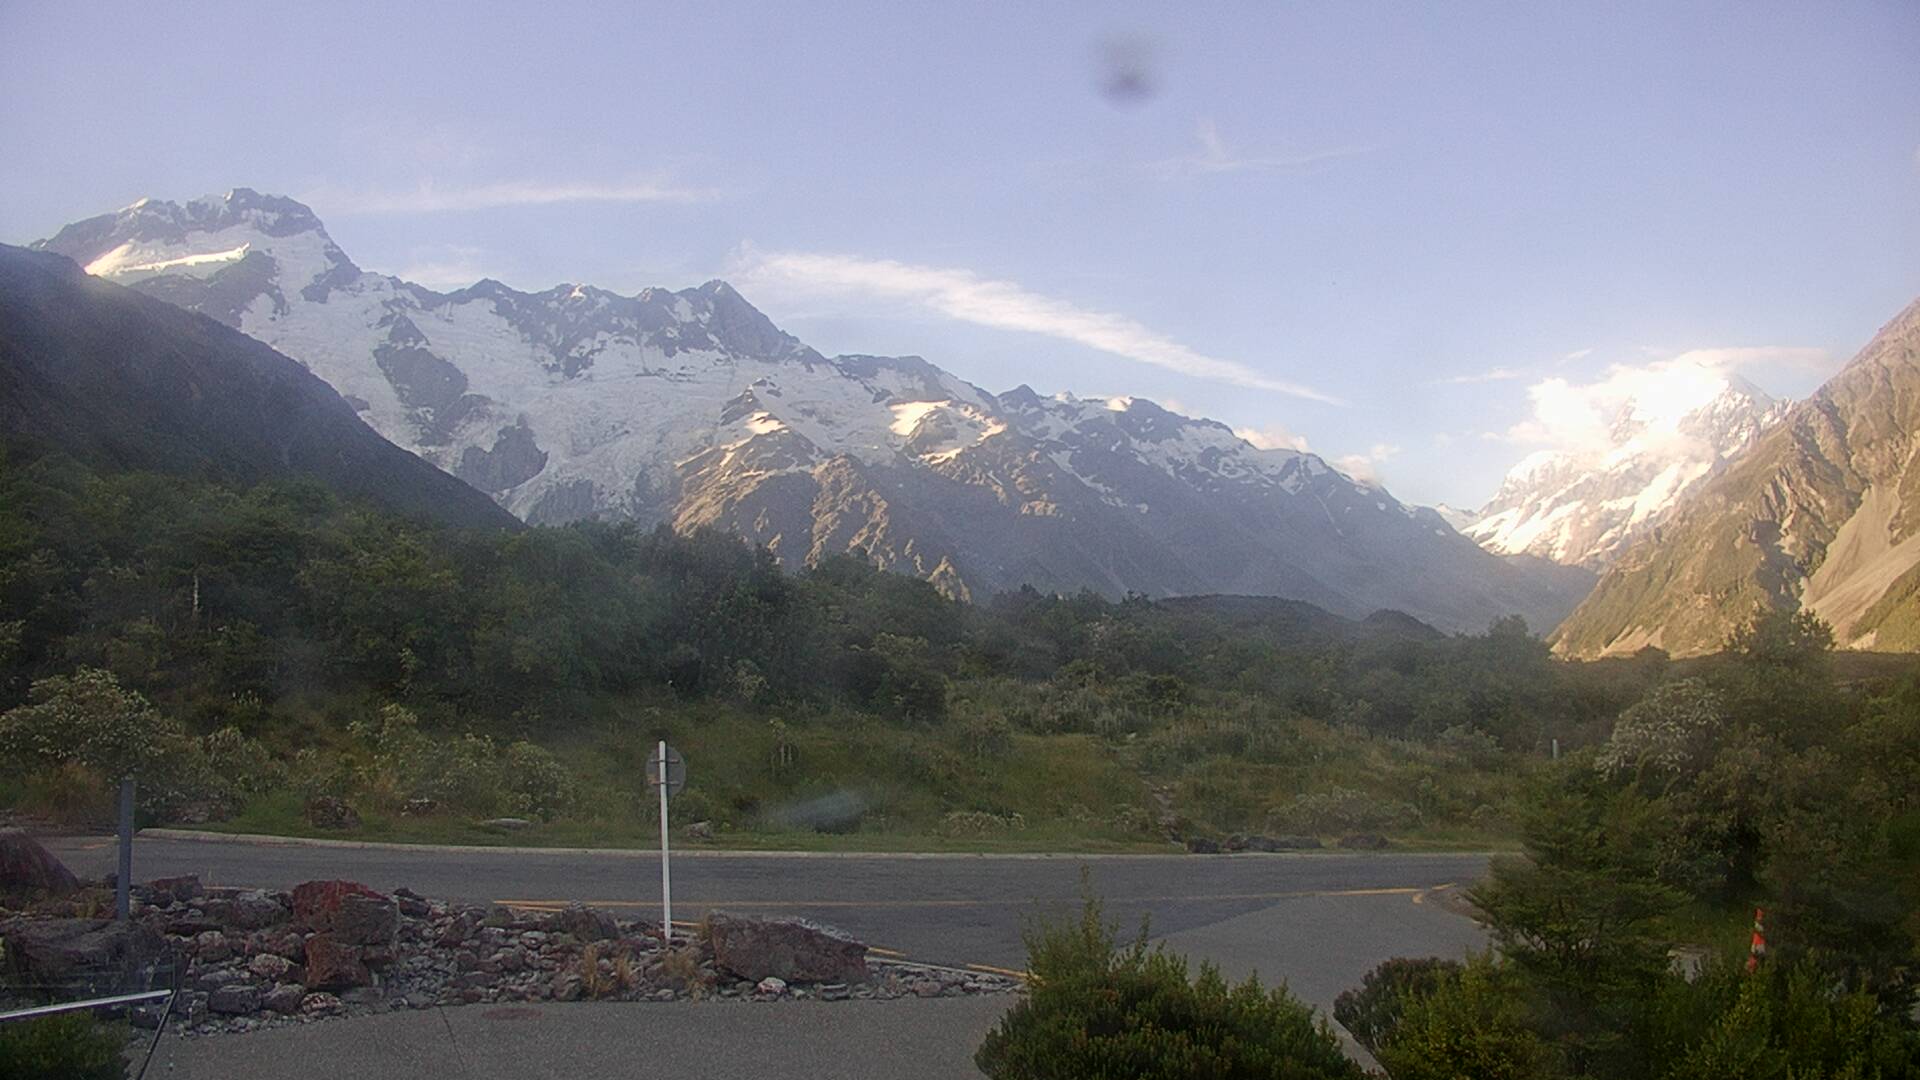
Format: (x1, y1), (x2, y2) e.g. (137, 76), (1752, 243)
(1151, 118), (1375, 178)
(307, 177), (716, 215)
(379, 244), (495, 290)
(1492, 346), (1828, 458)
(1235, 424), (1311, 452)
(1562, 347), (1594, 362)
(1334, 443), (1401, 485)
(732, 249), (1341, 403)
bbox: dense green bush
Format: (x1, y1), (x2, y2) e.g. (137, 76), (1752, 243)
(1371, 956), (1551, 1080)
(975, 885), (1362, 1079)
(1332, 955), (1463, 1053)
(0, 1014), (126, 1080)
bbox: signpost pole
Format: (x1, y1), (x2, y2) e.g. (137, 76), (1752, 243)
(658, 739), (672, 944)
(116, 777), (134, 921)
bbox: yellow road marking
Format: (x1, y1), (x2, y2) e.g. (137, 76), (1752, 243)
(964, 963), (1030, 979)
(491, 885), (1428, 911)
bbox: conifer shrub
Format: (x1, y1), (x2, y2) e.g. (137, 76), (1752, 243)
(975, 881), (1362, 1080)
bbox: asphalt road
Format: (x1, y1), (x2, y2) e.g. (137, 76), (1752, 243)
(48, 832), (1488, 1009)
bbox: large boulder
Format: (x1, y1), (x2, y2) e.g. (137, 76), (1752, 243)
(302, 935), (370, 991)
(705, 913), (868, 984)
(545, 903), (618, 942)
(291, 880), (395, 944)
(0, 917), (166, 994)
(0, 830), (81, 901)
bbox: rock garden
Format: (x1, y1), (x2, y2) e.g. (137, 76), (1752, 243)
(0, 831), (1018, 1038)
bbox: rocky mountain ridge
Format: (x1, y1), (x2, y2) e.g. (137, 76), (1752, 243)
(1553, 295), (1920, 656)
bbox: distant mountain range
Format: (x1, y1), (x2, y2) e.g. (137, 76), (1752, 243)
(28, 189), (1590, 632)
(0, 243), (514, 531)
(1555, 297), (1920, 657)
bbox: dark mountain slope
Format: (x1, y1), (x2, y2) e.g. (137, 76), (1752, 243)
(0, 244), (515, 530)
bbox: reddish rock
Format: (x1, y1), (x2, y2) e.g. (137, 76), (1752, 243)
(291, 880), (395, 944)
(302, 935), (370, 991)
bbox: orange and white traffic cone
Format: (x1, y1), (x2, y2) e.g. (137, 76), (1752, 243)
(1746, 906), (1767, 973)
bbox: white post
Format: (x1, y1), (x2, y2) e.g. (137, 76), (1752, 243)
(658, 740), (672, 944)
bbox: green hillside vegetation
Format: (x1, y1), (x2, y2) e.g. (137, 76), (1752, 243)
(1, 440), (1911, 852)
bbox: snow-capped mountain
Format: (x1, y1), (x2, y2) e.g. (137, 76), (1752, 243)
(31, 189), (1590, 631)
(1456, 376), (1789, 568)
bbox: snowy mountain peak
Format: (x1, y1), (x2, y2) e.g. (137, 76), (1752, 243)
(26, 189), (1592, 632)
(1459, 371), (1790, 567)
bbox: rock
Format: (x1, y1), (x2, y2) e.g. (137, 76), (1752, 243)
(684, 820), (714, 840)
(303, 935), (370, 991)
(479, 817), (532, 830)
(0, 830), (81, 901)
(194, 968), (247, 992)
(1337, 833), (1389, 850)
(148, 874), (203, 905)
(193, 929), (232, 963)
(755, 976), (787, 995)
(226, 889), (290, 930)
(438, 910), (481, 946)
(393, 888), (432, 919)
(544, 903), (618, 942)
(249, 953), (292, 980)
(1184, 837), (1222, 854)
(263, 983), (306, 1014)
(707, 913), (868, 984)
(208, 984), (261, 1015)
(550, 973), (583, 1002)
(401, 798), (437, 816)
(254, 930), (308, 960)
(299, 992), (343, 1016)
(291, 881), (395, 944)
(1244, 835), (1321, 852)
(0, 916), (166, 994)
(305, 795), (361, 831)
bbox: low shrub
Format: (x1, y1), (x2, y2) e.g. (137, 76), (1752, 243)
(1333, 955), (1464, 1053)
(975, 882), (1362, 1079)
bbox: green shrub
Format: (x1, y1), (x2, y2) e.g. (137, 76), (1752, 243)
(1333, 955), (1463, 1053)
(1649, 960), (1920, 1080)
(0, 1013), (127, 1079)
(1372, 955), (1550, 1080)
(504, 740), (575, 821)
(975, 882), (1362, 1079)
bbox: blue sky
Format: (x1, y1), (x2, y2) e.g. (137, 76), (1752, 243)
(3, 1), (1917, 507)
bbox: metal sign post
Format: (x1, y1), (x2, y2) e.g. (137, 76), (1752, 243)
(116, 777), (134, 921)
(645, 742), (685, 943)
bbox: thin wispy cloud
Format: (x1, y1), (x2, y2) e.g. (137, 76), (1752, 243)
(308, 178), (718, 215)
(1151, 118), (1375, 178)
(389, 245), (494, 290)
(733, 249), (1341, 403)
(1430, 365), (1529, 385)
